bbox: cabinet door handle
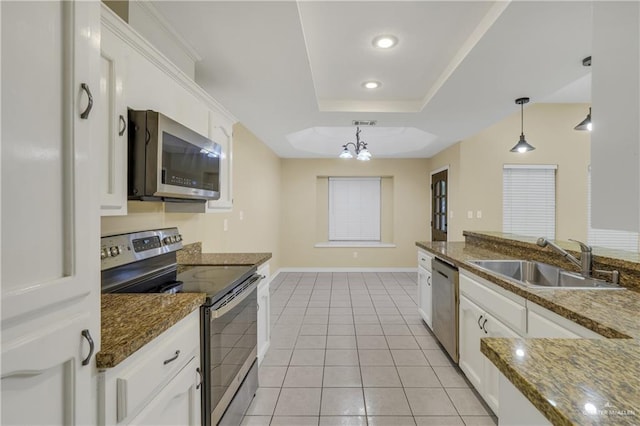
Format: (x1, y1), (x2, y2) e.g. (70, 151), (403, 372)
(81, 329), (94, 366)
(482, 319), (488, 334)
(427, 276), (431, 286)
(477, 315), (484, 330)
(80, 83), (93, 119)
(196, 367), (202, 390)
(163, 350), (180, 365)
(119, 115), (127, 136)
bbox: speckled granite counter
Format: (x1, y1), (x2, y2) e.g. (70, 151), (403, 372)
(481, 338), (640, 426)
(416, 233), (640, 425)
(98, 293), (206, 368)
(177, 242), (271, 267)
(415, 240), (640, 339)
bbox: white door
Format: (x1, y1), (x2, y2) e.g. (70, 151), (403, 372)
(482, 312), (520, 414)
(458, 295), (485, 392)
(1, 1), (100, 424)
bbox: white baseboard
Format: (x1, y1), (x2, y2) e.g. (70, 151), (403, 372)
(272, 267), (418, 276)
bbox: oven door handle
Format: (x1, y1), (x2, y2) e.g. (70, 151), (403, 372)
(211, 275), (262, 319)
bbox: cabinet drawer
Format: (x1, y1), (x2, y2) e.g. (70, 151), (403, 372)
(460, 273), (526, 335)
(116, 312), (199, 422)
(417, 250), (433, 271)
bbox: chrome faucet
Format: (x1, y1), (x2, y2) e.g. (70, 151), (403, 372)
(536, 237), (620, 284)
(536, 237), (590, 276)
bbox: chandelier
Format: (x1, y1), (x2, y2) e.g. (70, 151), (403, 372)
(338, 127), (372, 161)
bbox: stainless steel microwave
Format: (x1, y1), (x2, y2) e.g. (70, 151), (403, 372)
(128, 110), (222, 202)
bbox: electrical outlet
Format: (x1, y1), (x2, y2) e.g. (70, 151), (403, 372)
(476, 210), (482, 219)
(449, 210), (454, 218)
(239, 210), (244, 221)
(223, 219), (228, 232)
(467, 210), (473, 219)
(353, 252), (358, 258)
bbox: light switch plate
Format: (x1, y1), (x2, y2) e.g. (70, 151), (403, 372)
(467, 211), (473, 219)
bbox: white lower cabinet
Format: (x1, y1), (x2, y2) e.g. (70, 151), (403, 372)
(128, 357), (201, 426)
(417, 250), (433, 329)
(99, 311), (201, 425)
(458, 271), (526, 415)
(257, 262), (272, 364)
(498, 373), (552, 426)
(459, 295), (486, 392)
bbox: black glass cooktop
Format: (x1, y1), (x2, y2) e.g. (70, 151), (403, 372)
(178, 265), (256, 304)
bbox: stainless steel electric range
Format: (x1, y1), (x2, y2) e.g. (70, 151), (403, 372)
(100, 228), (262, 426)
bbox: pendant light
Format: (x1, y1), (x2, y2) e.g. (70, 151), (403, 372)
(338, 127), (372, 161)
(574, 57), (592, 131)
(510, 97), (536, 153)
(574, 107), (592, 131)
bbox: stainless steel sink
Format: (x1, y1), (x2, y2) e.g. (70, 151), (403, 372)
(467, 259), (624, 289)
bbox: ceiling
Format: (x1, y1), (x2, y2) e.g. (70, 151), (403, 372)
(151, 1), (593, 158)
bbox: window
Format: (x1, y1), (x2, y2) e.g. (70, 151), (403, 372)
(503, 165), (557, 239)
(329, 177), (381, 241)
(587, 166), (639, 251)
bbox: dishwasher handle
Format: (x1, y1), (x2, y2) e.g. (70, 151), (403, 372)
(436, 270), (449, 280)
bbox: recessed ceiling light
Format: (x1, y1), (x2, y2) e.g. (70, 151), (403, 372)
(373, 35), (398, 49)
(363, 81), (381, 89)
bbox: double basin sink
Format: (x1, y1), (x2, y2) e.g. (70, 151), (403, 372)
(467, 259), (624, 290)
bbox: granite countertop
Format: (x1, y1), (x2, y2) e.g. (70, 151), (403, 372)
(415, 240), (640, 339)
(416, 236), (640, 425)
(481, 338), (640, 426)
(97, 293), (206, 369)
(177, 242), (272, 267)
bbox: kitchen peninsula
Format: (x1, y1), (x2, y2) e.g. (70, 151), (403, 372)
(416, 232), (640, 425)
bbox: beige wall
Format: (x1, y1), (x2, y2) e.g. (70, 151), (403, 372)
(101, 123), (282, 271)
(429, 103), (590, 242)
(279, 159), (430, 268)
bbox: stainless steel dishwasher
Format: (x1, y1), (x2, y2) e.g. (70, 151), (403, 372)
(432, 258), (459, 363)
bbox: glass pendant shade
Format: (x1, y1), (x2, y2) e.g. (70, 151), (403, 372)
(356, 148), (371, 161)
(339, 147), (353, 158)
(574, 107), (592, 131)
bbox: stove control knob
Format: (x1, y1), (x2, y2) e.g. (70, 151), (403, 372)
(164, 236), (172, 245)
(100, 249), (108, 260)
(109, 246), (120, 257)
(176, 234), (182, 242)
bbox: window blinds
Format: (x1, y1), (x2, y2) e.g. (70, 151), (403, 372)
(503, 165), (556, 239)
(587, 167), (639, 251)
(329, 177), (381, 241)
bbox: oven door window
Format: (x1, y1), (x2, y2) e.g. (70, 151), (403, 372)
(209, 287), (257, 408)
(161, 132), (220, 192)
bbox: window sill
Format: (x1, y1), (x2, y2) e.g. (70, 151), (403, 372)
(314, 242), (397, 248)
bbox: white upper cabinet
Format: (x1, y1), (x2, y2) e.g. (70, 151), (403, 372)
(206, 109), (234, 211)
(1, 1), (101, 424)
(99, 20), (129, 216)
(99, 5), (237, 214)
(590, 2), (640, 232)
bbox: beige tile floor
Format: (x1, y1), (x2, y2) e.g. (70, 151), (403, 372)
(242, 272), (497, 426)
